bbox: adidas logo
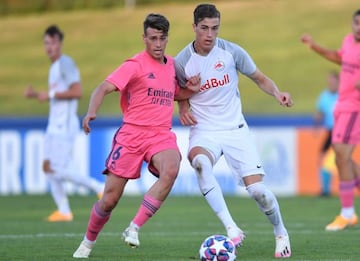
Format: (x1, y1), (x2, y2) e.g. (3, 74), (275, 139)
(148, 73), (155, 79)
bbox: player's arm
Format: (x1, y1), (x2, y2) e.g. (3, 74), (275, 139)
(24, 83), (82, 102)
(177, 99), (197, 126)
(82, 81), (117, 134)
(174, 74), (201, 100)
(249, 68), (293, 107)
(300, 34), (341, 65)
(50, 82), (82, 100)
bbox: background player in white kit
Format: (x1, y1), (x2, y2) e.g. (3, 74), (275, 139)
(25, 25), (104, 222)
(175, 4), (292, 258)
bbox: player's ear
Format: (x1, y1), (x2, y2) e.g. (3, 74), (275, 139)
(192, 23), (196, 32)
(142, 34), (146, 44)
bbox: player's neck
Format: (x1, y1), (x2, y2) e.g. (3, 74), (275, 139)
(50, 53), (61, 63)
(193, 41), (210, 56)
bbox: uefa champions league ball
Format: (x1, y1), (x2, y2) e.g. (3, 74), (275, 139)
(199, 235), (236, 261)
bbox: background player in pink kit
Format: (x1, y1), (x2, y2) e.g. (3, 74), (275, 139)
(301, 9), (360, 231)
(175, 4), (292, 258)
(73, 13), (200, 258)
(24, 25), (104, 222)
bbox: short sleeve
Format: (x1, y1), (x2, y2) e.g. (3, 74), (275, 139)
(106, 59), (139, 91)
(218, 39), (257, 76)
(59, 56), (80, 87)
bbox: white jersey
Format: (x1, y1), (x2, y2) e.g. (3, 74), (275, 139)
(175, 38), (256, 131)
(46, 55), (80, 137)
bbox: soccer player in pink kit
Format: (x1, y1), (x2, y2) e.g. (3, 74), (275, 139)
(73, 14), (200, 258)
(175, 4), (292, 258)
(301, 9), (360, 231)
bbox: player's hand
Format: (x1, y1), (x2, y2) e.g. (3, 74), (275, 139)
(37, 91), (49, 102)
(186, 74), (201, 92)
(300, 34), (314, 48)
(180, 109), (197, 126)
(82, 114), (96, 134)
(24, 85), (38, 98)
(178, 100), (197, 126)
(42, 160), (54, 174)
(276, 92), (293, 107)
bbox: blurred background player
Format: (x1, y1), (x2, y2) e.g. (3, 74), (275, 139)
(313, 71), (339, 197)
(24, 25), (104, 222)
(175, 3), (292, 258)
(301, 9), (360, 231)
(72, 13), (200, 258)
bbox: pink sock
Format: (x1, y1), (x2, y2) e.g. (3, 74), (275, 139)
(85, 201), (111, 241)
(355, 177), (360, 191)
(339, 181), (355, 208)
(132, 194), (162, 228)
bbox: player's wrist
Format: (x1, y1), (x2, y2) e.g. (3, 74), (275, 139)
(48, 89), (56, 99)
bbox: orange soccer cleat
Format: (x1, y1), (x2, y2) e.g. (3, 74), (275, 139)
(325, 214), (358, 231)
(46, 210), (73, 222)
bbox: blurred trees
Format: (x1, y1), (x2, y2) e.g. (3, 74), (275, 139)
(0, 0), (196, 15)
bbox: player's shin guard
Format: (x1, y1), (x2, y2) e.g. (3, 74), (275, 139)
(246, 182), (287, 237)
(192, 154), (237, 229)
(132, 194), (162, 227)
(85, 201), (111, 241)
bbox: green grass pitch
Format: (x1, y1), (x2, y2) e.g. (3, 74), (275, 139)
(0, 195), (359, 260)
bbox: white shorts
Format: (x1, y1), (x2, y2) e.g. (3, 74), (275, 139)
(189, 123), (265, 183)
(43, 133), (76, 172)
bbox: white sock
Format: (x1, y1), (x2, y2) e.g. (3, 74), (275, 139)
(247, 182), (287, 237)
(341, 207), (355, 219)
(47, 174), (71, 214)
(192, 154), (237, 229)
(83, 236), (96, 246)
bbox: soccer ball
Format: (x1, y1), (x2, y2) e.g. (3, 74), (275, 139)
(199, 234), (236, 261)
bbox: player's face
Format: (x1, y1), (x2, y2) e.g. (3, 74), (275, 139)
(143, 27), (168, 62)
(193, 18), (220, 55)
(352, 14), (360, 42)
(43, 34), (62, 62)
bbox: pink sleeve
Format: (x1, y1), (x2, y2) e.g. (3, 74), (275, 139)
(337, 35), (349, 59)
(106, 60), (139, 91)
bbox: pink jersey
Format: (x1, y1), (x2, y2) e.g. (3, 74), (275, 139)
(106, 51), (179, 128)
(335, 34), (360, 112)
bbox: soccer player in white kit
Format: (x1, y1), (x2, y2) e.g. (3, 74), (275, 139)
(25, 25), (104, 222)
(175, 4), (292, 258)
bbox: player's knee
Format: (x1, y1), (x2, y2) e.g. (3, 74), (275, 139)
(246, 182), (273, 209)
(100, 194), (119, 212)
(165, 163), (180, 180)
(191, 154), (212, 176)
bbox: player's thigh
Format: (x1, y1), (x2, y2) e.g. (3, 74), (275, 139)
(151, 149), (181, 177)
(145, 129), (180, 177)
(44, 134), (74, 170)
(188, 129), (222, 164)
(104, 140), (144, 179)
(222, 127), (265, 184)
(333, 111), (360, 144)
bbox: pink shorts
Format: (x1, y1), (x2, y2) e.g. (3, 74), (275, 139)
(332, 111), (360, 144)
(103, 124), (180, 179)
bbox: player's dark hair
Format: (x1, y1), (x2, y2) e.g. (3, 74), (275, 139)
(143, 13), (170, 36)
(44, 24), (64, 41)
(353, 9), (360, 19)
(193, 4), (220, 25)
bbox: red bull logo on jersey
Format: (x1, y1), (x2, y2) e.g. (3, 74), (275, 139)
(214, 60), (225, 71)
(200, 74), (230, 92)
